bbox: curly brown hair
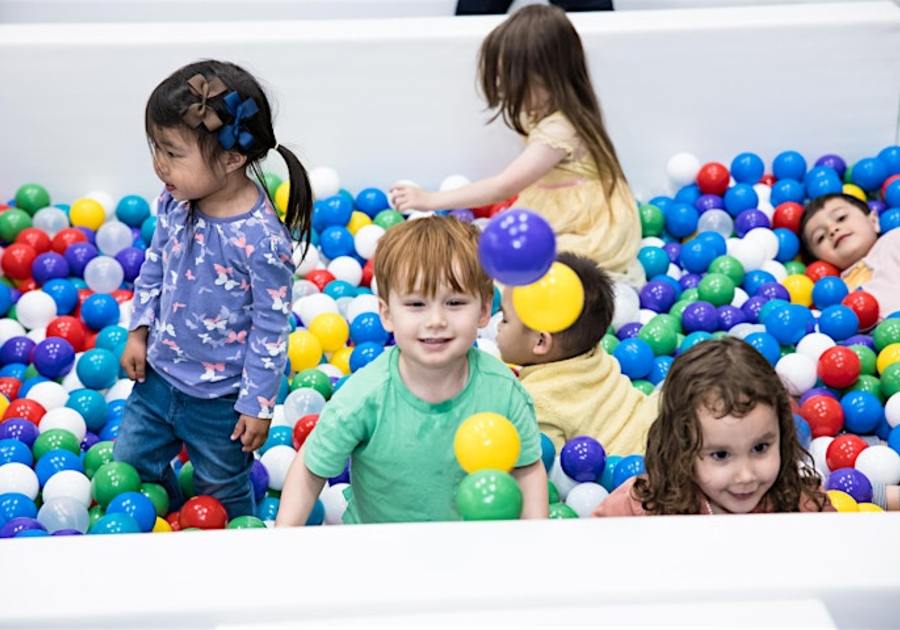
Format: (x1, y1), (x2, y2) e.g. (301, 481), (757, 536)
(633, 337), (828, 515)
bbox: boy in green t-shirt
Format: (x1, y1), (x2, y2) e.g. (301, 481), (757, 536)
(276, 215), (547, 525)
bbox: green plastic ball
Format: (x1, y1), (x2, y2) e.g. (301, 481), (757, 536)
(291, 368), (333, 400)
(708, 255), (745, 287)
(697, 273), (735, 307)
(880, 363), (900, 398)
(0, 208), (33, 243)
(849, 344), (877, 376)
(14, 183), (50, 215)
(455, 469), (522, 521)
(600, 333), (619, 355)
(84, 441), (115, 478)
(32, 428), (81, 460)
(547, 480), (559, 505)
(847, 375), (883, 402)
(179, 461), (195, 498)
(227, 515), (267, 529)
(548, 502), (578, 519)
(638, 320), (678, 356)
(140, 483), (170, 517)
(873, 319), (900, 352)
(373, 209), (404, 230)
(784, 261), (806, 276)
(263, 172), (282, 199)
(639, 204), (665, 237)
(632, 380), (655, 395)
(91, 461), (142, 509)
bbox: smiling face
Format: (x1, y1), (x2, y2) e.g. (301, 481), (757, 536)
(693, 402), (781, 514)
(802, 198), (879, 270)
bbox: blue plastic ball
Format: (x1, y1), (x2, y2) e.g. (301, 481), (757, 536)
(34, 449), (84, 486)
(355, 188), (390, 218)
(679, 239), (716, 274)
(877, 145), (900, 176)
(540, 433), (555, 473)
(723, 183), (759, 217)
(0, 439), (34, 467)
(730, 152), (764, 184)
(770, 179), (805, 206)
(664, 202), (699, 239)
(313, 195), (353, 232)
(695, 194), (724, 212)
(679, 331), (712, 355)
(0, 336), (35, 366)
(32, 337), (76, 379)
(66, 389), (108, 433)
(743, 270), (776, 296)
(773, 150), (807, 181)
(349, 312), (389, 346)
(851, 157), (888, 191)
(612, 454), (646, 489)
(612, 338), (654, 379)
(256, 496), (280, 521)
(826, 467), (872, 503)
(648, 355), (674, 384)
(319, 226), (356, 260)
(717, 305), (746, 331)
(115, 195), (151, 227)
(811, 276), (849, 309)
(349, 341), (385, 373)
(763, 303), (811, 346)
(840, 391), (883, 435)
(105, 491), (157, 532)
(884, 180), (900, 208)
(89, 512), (141, 535)
(880, 208), (900, 235)
(773, 228), (800, 262)
(675, 184), (701, 205)
(637, 246), (669, 279)
(744, 331), (781, 366)
(80, 294), (120, 331)
(793, 414), (812, 449)
(0, 492), (37, 527)
(817, 304), (859, 341)
(804, 167), (843, 198)
(76, 348), (119, 390)
(260, 425), (293, 455)
(42, 279), (79, 315)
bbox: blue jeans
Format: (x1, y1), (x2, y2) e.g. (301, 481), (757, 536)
(113, 366), (255, 519)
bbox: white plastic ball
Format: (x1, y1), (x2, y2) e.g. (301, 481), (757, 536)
(327, 256), (363, 287)
(39, 408), (87, 442)
(472, 218), (491, 232)
(32, 206), (70, 237)
(104, 379), (134, 402)
(666, 263), (681, 280)
(369, 277), (379, 297)
(283, 388), (327, 425)
(345, 294), (380, 325)
(886, 393), (900, 428)
(0, 320), (26, 345)
(809, 436), (833, 478)
(728, 238), (766, 272)
(406, 210), (434, 221)
(42, 470), (92, 507)
(292, 279), (319, 301)
(84, 190), (116, 220)
(611, 282), (640, 331)
(439, 174), (471, 192)
(309, 167), (341, 200)
(269, 405), (287, 428)
(731, 287), (749, 308)
(26, 328), (46, 344)
(564, 482), (609, 518)
(549, 456), (579, 501)
(638, 309), (656, 325)
(0, 462), (39, 499)
(854, 445), (900, 485)
(118, 303), (132, 330)
(38, 495), (90, 533)
(353, 224), (385, 261)
(796, 333), (836, 364)
(335, 297), (353, 318)
(478, 312), (502, 343)
(761, 260), (787, 282)
(475, 338), (501, 360)
(728, 323), (759, 340)
(26, 381), (68, 411)
(15, 290), (57, 330)
(775, 352), (817, 396)
(743, 228), (779, 261)
(61, 359), (85, 391)
(95, 221), (133, 256)
(83, 256), (125, 294)
(696, 209), (734, 238)
(316, 364), (344, 381)
(294, 293), (339, 328)
(753, 183), (772, 205)
(666, 152), (701, 188)
(259, 445), (296, 491)
(641, 236), (665, 249)
(758, 201), (775, 221)
(293, 243), (320, 277)
(320, 482), (349, 525)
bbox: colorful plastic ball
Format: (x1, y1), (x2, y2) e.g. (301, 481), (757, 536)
(744, 331), (781, 366)
(730, 153), (764, 184)
(41, 279), (79, 316)
(817, 305), (859, 342)
(115, 195), (151, 227)
(307, 312), (349, 353)
(0, 516), (46, 538)
(612, 338), (654, 379)
(840, 391), (883, 435)
(773, 150), (807, 181)
(0, 336), (34, 366)
(695, 273), (734, 308)
(825, 434), (868, 470)
(30, 251), (69, 285)
(826, 489), (858, 512)
(69, 198), (106, 231)
(179, 495), (228, 530)
(851, 157), (888, 191)
(0, 209), (34, 244)
(105, 490), (157, 532)
(696, 209), (734, 238)
(639, 204), (665, 237)
(794, 414), (812, 449)
(32, 337), (76, 379)
(612, 454), (645, 489)
(678, 239), (715, 274)
(349, 311), (389, 347)
(638, 319), (678, 356)
(854, 445), (900, 485)
(0, 491), (37, 526)
(455, 469), (522, 521)
(14, 184), (51, 215)
(733, 209), (769, 238)
(353, 188), (388, 217)
(511, 262), (584, 333)
(0, 439), (32, 467)
(696, 162), (730, 196)
(800, 395), (844, 437)
(664, 202), (699, 238)
(873, 318), (900, 352)
(89, 512), (140, 535)
(15, 290), (58, 330)
(675, 183), (701, 205)
(565, 482), (609, 518)
(90, 460), (141, 508)
(61, 242), (98, 278)
(282, 389), (326, 425)
(770, 179), (804, 206)
(75, 348), (118, 390)
(680, 301), (718, 334)
(286, 330), (322, 373)
(560, 436), (606, 483)
(35, 449), (83, 486)
(841, 291), (879, 332)
(763, 303), (811, 346)
(95, 221), (133, 256)
(781, 274), (813, 307)
(454, 412), (521, 474)
(478, 210), (556, 286)
(809, 277), (848, 310)
(348, 341), (384, 373)
(548, 502), (578, 519)
(637, 246), (669, 279)
(0, 419), (39, 448)
(114, 247), (145, 283)
(815, 154), (847, 179)
(877, 343), (900, 376)
(817, 346), (861, 389)
(775, 353), (817, 397)
(639, 280), (677, 313)
(827, 467), (873, 503)
(80, 294), (119, 331)
(318, 226), (355, 260)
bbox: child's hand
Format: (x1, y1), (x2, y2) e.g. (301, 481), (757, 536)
(121, 328), (149, 383)
(390, 185), (434, 212)
(231, 414), (271, 453)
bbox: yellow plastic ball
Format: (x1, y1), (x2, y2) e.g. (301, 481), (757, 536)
(275, 181), (290, 218)
(842, 183), (867, 202)
(308, 312), (349, 353)
(69, 197), (106, 231)
(347, 211), (372, 235)
(0, 393), (9, 418)
(152, 517), (172, 533)
(511, 262), (584, 333)
(288, 330), (323, 372)
(877, 343), (900, 375)
(330, 346), (353, 375)
(857, 502), (884, 513)
(453, 412), (521, 473)
(782, 273), (814, 307)
(827, 489), (859, 512)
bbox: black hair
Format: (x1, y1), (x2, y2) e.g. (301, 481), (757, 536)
(145, 59), (312, 244)
(798, 193), (870, 259)
(553, 252), (614, 359)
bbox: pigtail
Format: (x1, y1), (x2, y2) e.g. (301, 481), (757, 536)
(274, 144), (313, 248)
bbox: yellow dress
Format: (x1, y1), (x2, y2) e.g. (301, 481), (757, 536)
(517, 111), (645, 286)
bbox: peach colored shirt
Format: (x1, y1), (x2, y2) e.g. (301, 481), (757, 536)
(593, 477), (834, 516)
(840, 228), (900, 320)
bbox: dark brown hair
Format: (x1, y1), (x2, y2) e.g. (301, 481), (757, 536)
(552, 252), (614, 359)
(798, 193), (870, 259)
(633, 337), (828, 515)
(374, 215), (494, 305)
(478, 5), (627, 200)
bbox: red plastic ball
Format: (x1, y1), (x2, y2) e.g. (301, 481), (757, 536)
(165, 511), (182, 532)
(1, 243), (37, 280)
(2, 398), (47, 424)
(51, 228), (88, 254)
(111, 289), (133, 304)
(825, 434), (868, 470)
(0, 378), (21, 401)
(178, 443), (190, 463)
(772, 202), (804, 233)
(83, 332), (98, 350)
(842, 290), (880, 331)
(179, 495), (228, 530)
(360, 260), (373, 288)
(15, 227), (52, 254)
(799, 395), (844, 437)
(305, 269), (335, 292)
(696, 162), (730, 196)
(805, 260), (841, 282)
(17, 279), (38, 293)
(759, 174), (777, 186)
(292, 414), (319, 450)
(817, 346), (861, 389)
(46, 316), (88, 352)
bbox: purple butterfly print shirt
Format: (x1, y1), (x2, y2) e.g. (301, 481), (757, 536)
(130, 188), (293, 420)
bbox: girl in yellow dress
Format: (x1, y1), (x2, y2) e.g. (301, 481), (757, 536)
(391, 4), (644, 286)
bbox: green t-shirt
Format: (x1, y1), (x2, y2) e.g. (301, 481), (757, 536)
(304, 345), (541, 523)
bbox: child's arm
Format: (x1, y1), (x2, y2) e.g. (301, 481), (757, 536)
(391, 141), (567, 212)
(275, 446), (326, 527)
(512, 461), (549, 519)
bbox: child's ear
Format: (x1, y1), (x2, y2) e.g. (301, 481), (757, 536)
(378, 298), (394, 333)
(477, 296), (491, 329)
(222, 150), (248, 174)
(870, 211), (881, 234)
(532, 331), (554, 357)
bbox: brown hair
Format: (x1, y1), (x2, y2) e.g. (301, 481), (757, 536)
(798, 193), (871, 260)
(478, 5), (628, 201)
(551, 252), (614, 359)
(633, 337), (828, 515)
(373, 215), (494, 304)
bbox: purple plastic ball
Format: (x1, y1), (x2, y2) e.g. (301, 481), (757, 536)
(0, 516), (46, 539)
(51, 528), (84, 536)
(663, 242), (681, 263)
(617, 322), (642, 340)
(0, 336), (35, 366)
(840, 334), (874, 350)
(734, 209), (771, 237)
(477, 209), (556, 286)
(827, 467), (873, 503)
(249, 459), (269, 502)
(448, 209), (475, 223)
(799, 387), (838, 405)
(695, 194), (724, 212)
(868, 200), (887, 215)
(741, 295), (769, 324)
(682, 301), (719, 333)
(815, 154), (847, 178)
(679, 273), (702, 291)
(560, 436), (607, 482)
(756, 282), (791, 301)
(717, 305), (747, 330)
(114, 247), (146, 283)
(81, 432), (100, 452)
(63, 242), (99, 277)
(639, 280), (677, 313)
(0, 418), (40, 447)
(31, 252), (70, 285)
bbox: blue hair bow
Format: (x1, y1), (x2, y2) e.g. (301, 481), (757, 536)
(218, 91), (259, 151)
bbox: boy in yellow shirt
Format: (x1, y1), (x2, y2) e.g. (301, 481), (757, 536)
(496, 252), (659, 454)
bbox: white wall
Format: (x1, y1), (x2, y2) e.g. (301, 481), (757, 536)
(0, 2), (897, 206)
